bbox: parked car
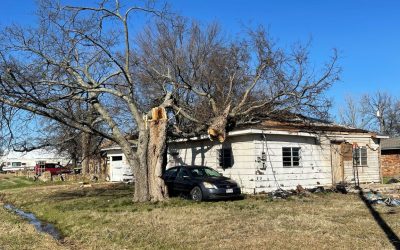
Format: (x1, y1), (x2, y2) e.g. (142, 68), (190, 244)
(163, 165), (242, 201)
(34, 163), (71, 176)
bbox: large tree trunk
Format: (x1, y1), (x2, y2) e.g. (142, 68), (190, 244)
(81, 131), (91, 176)
(133, 130), (150, 202)
(147, 114), (169, 201)
(131, 107), (169, 202)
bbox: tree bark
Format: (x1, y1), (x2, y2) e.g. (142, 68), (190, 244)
(81, 131), (91, 176)
(132, 130), (150, 202)
(122, 107), (170, 202)
(147, 117), (169, 201)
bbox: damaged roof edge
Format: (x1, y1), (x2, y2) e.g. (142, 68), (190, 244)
(169, 128), (378, 143)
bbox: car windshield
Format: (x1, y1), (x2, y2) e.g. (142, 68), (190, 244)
(189, 167), (221, 178)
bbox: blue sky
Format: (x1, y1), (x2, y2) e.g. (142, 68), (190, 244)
(1, 0), (399, 120)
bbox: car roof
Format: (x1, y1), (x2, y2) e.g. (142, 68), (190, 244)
(177, 165), (211, 169)
(167, 165), (212, 170)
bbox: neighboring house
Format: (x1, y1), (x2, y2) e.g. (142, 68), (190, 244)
(381, 137), (400, 177)
(102, 115), (386, 193)
(0, 149), (70, 172)
(100, 146), (134, 182)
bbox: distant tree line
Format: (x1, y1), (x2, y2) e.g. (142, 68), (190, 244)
(338, 92), (400, 136)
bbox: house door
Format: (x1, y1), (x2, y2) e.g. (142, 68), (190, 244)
(331, 143), (344, 184)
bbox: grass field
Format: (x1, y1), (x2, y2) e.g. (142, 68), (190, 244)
(1, 175), (400, 249)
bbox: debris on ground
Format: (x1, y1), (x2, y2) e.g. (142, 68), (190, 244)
(386, 178), (399, 184)
(268, 185), (330, 200)
(269, 189), (292, 199)
(335, 182), (361, 194)
(384, 197), (400, 206)
(308, 186), (326, 193)
(268, 182), (400, 207)
(333, 181), (400, 207)
(79, 182), (92, 188)
(363, 191), (400, 206)
(363, 191), (385, 205)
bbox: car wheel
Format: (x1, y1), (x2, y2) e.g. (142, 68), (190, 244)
(190, 186), (203, 201)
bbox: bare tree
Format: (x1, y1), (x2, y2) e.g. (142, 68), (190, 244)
(337, 92), (400, 136)
(339, 95), (370, 129)
(136, 21), (340, 140)
(0, 1), (340, 203)
(0, 0), (171, 202)
(360, 92), (400, 135)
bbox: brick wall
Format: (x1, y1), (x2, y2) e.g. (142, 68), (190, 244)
(381, 151), (400, 177)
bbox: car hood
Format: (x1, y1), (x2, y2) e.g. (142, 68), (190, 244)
(196, 176), (237, 185)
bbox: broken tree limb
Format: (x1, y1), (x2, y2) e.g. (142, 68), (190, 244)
(207, 105), (231, 142)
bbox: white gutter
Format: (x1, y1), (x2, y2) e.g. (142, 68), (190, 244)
(375, 135), (390, 139)
(170, 128), (318, 143)
(101, 145), (137, 152)
(228, 129), (318, 138)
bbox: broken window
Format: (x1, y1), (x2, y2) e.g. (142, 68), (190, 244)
(353, 147), (367, 166)
(217, 148), (233, 169)
(282, 147), (301, 167)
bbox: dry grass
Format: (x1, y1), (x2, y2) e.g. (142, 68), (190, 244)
(1, 178), (400, 249)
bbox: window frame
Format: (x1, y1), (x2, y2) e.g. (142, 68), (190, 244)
(217, 148), (233, 169)
(353, 147), (368, 167)
(282, 147), (301, 168)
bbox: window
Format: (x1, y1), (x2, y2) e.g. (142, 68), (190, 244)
(164, 167), (178, 180)
(217, 148), (233, 169)
(353, 147), (367, 166)
(189, 167), (222, 178)
(112, 156), (123, 161)
(177, 168), (189, 178)
(11, 162), (22, 167)
(282, 147), (301, 167)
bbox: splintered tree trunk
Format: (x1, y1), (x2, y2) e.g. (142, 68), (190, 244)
(133, 108), (168, 202)
(147, 112), (169, 201)
(127, 107), (170, 202)
(208, 105), (231, 142)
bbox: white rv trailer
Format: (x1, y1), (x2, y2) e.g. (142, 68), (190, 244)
(1, 149), (70, 173)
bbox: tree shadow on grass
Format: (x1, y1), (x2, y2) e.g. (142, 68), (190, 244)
(40, 184), (135, 212)
(46, 183), (133, 201)
(358, 188), (400, 249)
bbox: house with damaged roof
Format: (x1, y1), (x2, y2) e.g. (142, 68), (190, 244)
(166, 114), (387, 194)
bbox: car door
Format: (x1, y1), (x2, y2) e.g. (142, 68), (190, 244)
(163, 167), (179, 193)
(174, 168), (192, 193)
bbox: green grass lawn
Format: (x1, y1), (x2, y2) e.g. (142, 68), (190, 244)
(1, 176), (400, 249)
(0, 175), (38, 190)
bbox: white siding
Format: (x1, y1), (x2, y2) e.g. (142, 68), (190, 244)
(168, 135), (258, 193)
(252, 135), (332, 193)
(168, 134), (334, 193)
(168, 132), (382, 194)
(339, 136), (381, 183)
